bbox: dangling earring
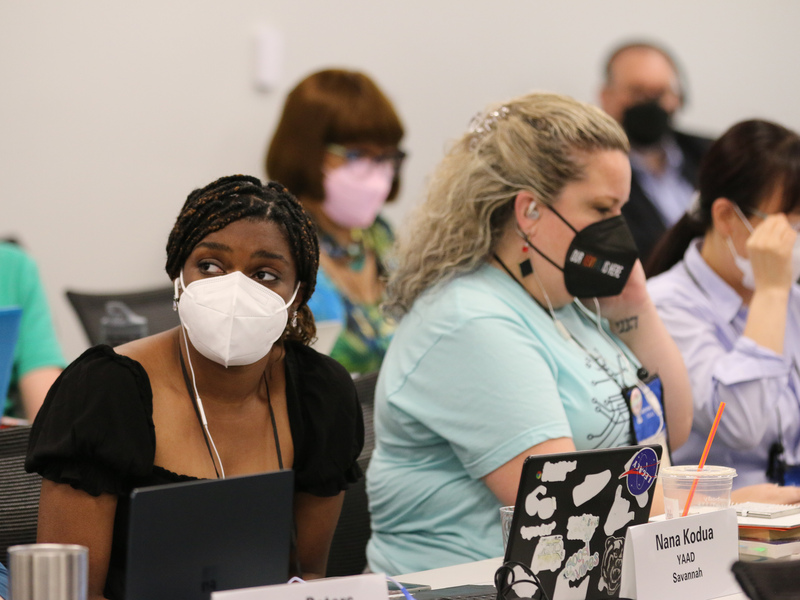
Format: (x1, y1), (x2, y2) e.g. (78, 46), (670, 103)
(172, 278), (180, 311)
(291, 310), (298, 328)
(519, 239), (533, 278)
(518, 203), (539, 278)
(519, 257), (534, 278)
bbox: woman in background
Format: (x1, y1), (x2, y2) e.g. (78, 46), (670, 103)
(0, 240), (66, 422)
(648, 120), (800, 489)
(27, 176), (363, 600)
(267, 69), (405, 374)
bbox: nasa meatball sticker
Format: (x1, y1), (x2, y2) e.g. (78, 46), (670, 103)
(619, 509), (739, 600)
(619, 447), (658, 496)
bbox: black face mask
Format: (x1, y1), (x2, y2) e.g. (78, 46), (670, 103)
(526, 205), (640, 298)
(621, 100), (671, 147)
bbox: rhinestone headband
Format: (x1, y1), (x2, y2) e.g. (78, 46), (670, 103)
(467, 105), (511, 149)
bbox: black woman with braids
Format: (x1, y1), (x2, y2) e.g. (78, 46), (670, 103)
(25, 175), (364, 600)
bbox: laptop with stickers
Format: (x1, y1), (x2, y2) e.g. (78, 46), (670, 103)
(502, 444), (662, 600)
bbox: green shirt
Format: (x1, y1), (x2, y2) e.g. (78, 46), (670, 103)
(0, 243), (66, 416)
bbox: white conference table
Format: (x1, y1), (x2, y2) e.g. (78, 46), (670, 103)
(399, 556), (749, 600)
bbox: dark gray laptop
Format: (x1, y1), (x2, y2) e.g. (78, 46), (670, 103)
(124, 469), (294, 600)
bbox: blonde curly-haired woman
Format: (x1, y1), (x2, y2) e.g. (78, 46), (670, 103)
(366, 93), (800, 575)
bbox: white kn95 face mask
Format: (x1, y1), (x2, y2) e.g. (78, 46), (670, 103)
(175, 270), (298, 367)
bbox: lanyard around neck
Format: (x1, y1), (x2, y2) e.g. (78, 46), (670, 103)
(178, 350), (283, 477)
(492, 254), (630, 390)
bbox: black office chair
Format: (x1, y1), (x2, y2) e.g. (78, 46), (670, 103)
(66, 286), (179, 346)
(0, 425), (41, 565)
(732, 558), (800, 599)
(354, 373), (377, 462)
(325, 371), (378, 577)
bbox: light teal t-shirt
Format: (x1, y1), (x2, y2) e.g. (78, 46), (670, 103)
(0, 243), (66, 416)
(366, 264), (641, 575)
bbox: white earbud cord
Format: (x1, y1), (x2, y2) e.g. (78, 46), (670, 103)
(587, 297), (637, 375)
(174, 275), (300, 479)
(532, 268), (573, 342)
(181, 322), (226, 479)
(583, 297), (665, 430)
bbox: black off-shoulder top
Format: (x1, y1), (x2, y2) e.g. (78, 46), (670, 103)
(26, 341), (364, 600)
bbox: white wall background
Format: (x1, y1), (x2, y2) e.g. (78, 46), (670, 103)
(2, 0), (798, 360)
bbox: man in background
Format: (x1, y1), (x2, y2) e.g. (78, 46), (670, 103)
(600, 41), (713, 266)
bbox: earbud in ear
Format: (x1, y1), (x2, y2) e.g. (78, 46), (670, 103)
(526, 202), (540, 220)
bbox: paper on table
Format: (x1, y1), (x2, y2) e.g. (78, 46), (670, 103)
(737, 508), (800, 528)
(733, 501), (800, 519)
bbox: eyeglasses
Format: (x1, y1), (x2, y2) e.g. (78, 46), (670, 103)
(326, 144), (407, 171)
(746, 207), (800, 232)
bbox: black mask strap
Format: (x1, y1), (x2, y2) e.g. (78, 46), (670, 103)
(542, 202), (579, 234)
(516, 202), (580, 272)
(516, 225), (564, 273)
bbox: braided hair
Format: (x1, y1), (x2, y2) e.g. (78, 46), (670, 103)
(166, 174), (320, 345)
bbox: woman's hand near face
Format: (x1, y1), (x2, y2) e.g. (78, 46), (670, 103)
(593, 260), (650, 323)
(743, 215), (796, 356)
(748, 214), (796, 293)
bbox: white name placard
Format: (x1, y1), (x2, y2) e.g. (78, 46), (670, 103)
(211, 573), (388, 600)
(620, 508), (739, 600)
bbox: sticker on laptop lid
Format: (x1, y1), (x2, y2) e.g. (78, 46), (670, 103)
(619, 447), (659, 496)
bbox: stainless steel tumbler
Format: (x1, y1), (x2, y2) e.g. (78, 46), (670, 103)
(8, 544), (88, 600)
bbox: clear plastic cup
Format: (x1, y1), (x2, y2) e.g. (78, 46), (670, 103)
(660, 465), (737, 519)
(500, 506), (515, 550)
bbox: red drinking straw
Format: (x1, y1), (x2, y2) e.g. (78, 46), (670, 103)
(681, 401), (726, 517)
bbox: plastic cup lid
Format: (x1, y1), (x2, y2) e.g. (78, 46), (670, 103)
(659, 465), (737, 479)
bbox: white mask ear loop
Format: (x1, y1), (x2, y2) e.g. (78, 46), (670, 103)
(176, 271), (226, 479)
(285, 283), (300, 310)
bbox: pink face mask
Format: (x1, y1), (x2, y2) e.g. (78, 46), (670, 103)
(322, 159), (394, 229)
